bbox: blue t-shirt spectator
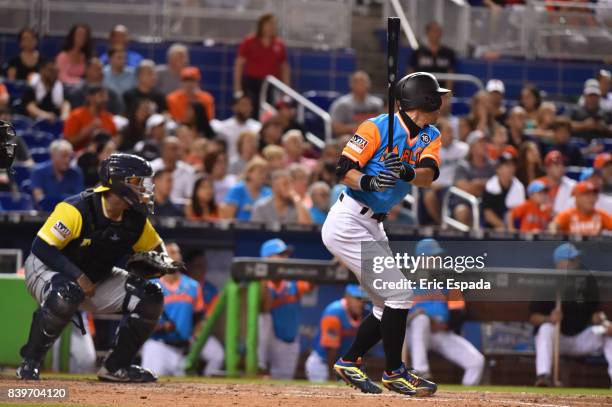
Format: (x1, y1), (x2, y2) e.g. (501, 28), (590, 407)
(100, 49), (143, 68)
(224, 180), (271, 221)
(31, 161), (84, 210)
(309, 207), (328, 225)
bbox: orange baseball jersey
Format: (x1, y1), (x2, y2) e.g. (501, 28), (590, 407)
(554, 207), (612, 236)
(342, 113), (441, 213)
(510, 200), (552, 232)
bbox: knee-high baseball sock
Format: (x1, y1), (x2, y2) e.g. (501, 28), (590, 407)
(342, 313), (381, 362)
(381, 306), (408, 373)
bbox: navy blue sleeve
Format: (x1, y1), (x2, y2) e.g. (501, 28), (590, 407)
(31, 236), (83, 280)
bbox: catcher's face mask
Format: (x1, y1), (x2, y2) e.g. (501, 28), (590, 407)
(116, 176), (154, 215)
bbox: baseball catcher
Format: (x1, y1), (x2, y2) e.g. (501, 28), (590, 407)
(16, 153), (183, 382)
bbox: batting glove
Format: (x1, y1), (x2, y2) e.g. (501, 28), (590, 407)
(384, 153), (416, 183)
(360, 171), (398, 192)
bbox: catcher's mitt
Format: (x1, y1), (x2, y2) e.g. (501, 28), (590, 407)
(126, 251), (186, 279)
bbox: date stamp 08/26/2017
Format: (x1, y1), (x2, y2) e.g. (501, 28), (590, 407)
(0, 386), (70, 400)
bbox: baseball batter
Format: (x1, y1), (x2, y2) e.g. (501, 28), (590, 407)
(322, 72), (447, 396)
(406, 238), (485, 386)
(16, 153), (182, 382)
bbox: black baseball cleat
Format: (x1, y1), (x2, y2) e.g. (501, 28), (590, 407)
(97, 364), (157, 383)
(16, 359), (41, 380)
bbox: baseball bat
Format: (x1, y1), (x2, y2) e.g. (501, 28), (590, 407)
(387, 17), (400, 154)
(552, 291), (561, 386)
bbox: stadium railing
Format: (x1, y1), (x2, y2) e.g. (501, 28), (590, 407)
(441, 186), (481, 233)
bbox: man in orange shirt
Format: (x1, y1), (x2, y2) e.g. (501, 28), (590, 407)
(166, 66), (215, 123)
(550, 180), (612, 236)
(63, 85), (117, 152)
(507, 180), (552, 232)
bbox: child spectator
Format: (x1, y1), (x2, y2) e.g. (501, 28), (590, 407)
(6, 27), (43, 81)
(31, 140), (83, 209)
(56, 24), (93, 85)
(536, 150), (576, 215)
(507, 180), (552, 233)
(102, 47), (136, 97)
(482, 152), (525, 230)
(167, 66), (215, 123)
(20, 60), (70, 122)
(63, 85), (117, 152)
(487, 124), (516, 161)
(551, 181), (612, 236)
(222, 157), (270, 220)
(185, 175), (219, 221)
(515, 141), (544, 187)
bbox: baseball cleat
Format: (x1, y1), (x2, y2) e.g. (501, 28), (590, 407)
(16, 358), (41, 381)
(333, 358), (383, 394)
(382, 364), (437, 397)
(534, 374), (552, 387)
(97, 364), (157, 383)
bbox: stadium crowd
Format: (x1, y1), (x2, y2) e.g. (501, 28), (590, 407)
(1, 15), (612, 238)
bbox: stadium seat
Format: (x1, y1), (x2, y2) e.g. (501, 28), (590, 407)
(9, 114), (34, 132)
(32, 120), (64, 138)
(29, 147), (51, 164)
(0, 192), (33, 211)
(10, 165), (32, 191)
(3, 80), (29, 101)
(304, 90), (341, 112)
(21, 130), (55, 149)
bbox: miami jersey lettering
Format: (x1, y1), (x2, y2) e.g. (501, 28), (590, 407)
(342, 113), (441, 213)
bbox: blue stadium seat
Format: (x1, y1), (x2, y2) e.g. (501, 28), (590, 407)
(29, 147), (51, 164)
(20, 130), (55, 149)
(9, 114), (34, 132)
(0, 192), (33, 211)
(304, 90), (341, 112)
(10, 165), (32, 191)
(4, 80), (29, 100)
(32, 120), (64, 138)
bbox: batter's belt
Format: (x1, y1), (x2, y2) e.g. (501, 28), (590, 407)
(339, 192), (388, 222)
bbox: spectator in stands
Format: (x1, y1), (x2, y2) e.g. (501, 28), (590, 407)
(487, 124), (516, 162)
(598, 69), (612, 112)
(56, 23), (94, 85)
(6, 27), (43, 81)
(234, 13), (290, 118)
(156, 43), (189, 95)
(540, 117), (583, 167)
(211, 94), (262, 163)
(528, 101), (556, 140)
(123, 60), (167, 115)
(167, 67), (215, 124)
(21, 59), (70, 122)
(482, 152), (525, 230)
(251, 169), (311, 224)
(119, 98), (154, 151)
(185, 175), (219, 221)
(31, 139), (83, 207)
(99, 25), (143, 68)
(150, 136), (196, 206)
(67, 57), (123, 115)
(551, 181), (612, 235)
(228, 130), (259, 175)
(308, 181), (330, 225)
(102, 47), (136, 97)
(506, 106), (528, 149)
(152, 169), (182, 217)
(259, 117), (284, 149)
(422, 118), (468, 225)
(76, 132), (116, 188)
(506, 180), (551, 233)
(132, 114), (167, 162)
(453, 131), (496, 227)
(275, 97), (305, 134)
(63, 85), (117, 152)
(222, 156), (270, 220)
(594, 152), (612, 195)
(579, 167), (612, 214)
(519, 84), (542, 129)
(570, 81), (612, 140)
(329, 71), (384, 137)
(486, 79), (507, 124)
(537, 150), (576, 215)
(466, 90), (496, 137)
(203, 151), (236, 204)
(0, 85), (8, 111)
(515, 141), (544, 187)
(529, 243), (612, 387)
(282, 130), (316, 170)
(289, 163), (311, 205)
(183, 102), (215, 139)
(408, 21), (456, 89)
(262, 145), (287, 172)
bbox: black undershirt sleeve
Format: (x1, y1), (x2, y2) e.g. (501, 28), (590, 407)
(31, 236), (83, 281)
(335, 155), (361, 179)
(417, 157), (440, 181)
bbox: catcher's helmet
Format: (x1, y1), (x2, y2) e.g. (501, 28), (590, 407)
(97, 153), (154, 215)
(395, 72), (450, 113)
(0, 120), (17, 170)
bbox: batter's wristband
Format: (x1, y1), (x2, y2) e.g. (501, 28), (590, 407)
(359, 174), (375, 191)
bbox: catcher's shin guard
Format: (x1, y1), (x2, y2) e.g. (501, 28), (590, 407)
(20, 278), (84, 363)
(104, 275), (163, 373)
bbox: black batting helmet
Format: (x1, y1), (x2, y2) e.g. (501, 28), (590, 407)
(395, 72), (450, 113)
(0, 120), (17, 170)
(97, 153), (154, 215)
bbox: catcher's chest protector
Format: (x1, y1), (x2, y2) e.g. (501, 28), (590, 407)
(62, 191), (146, 283)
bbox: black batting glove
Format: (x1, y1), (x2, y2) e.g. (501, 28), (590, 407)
(384, 153), (416, 182)
(360, 171), (398, 192)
